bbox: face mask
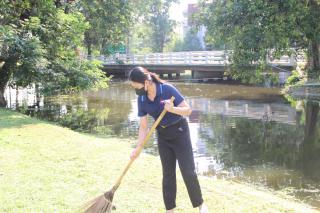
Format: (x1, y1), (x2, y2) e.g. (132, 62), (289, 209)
(135, 86), (147, 96)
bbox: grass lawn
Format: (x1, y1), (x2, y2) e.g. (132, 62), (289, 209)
(0, 108), (318, 213)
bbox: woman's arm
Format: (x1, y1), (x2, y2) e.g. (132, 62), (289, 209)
(164, 100), (192, 116)
(130, 115), (148, 159)
(137, 115), (148, 146)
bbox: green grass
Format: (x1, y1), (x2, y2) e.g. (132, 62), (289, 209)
(0, 108), (319, 213)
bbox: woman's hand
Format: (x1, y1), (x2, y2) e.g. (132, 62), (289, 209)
(163, 99), (174, 112)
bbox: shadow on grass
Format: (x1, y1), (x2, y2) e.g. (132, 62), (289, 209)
(0, 108), (44, 129)
(0, 108), (127, 141)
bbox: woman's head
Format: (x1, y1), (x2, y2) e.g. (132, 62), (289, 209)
(128, 66), (150, 84)
(129, 66), (165, 96)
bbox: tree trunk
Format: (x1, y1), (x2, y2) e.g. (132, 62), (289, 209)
(307, 40), (320, 79)
(305, 101), (319, 138)
(54, 0), (62, 8)
(16, 85), (19, 108)
(87, 43), (92, 57)
(35, 83), (41, 107)
(0, 86), (6, 107)
(0, 62), (11, 107)
(302, 101), (320, 180)
(101, 39), (106, 55)
(126, 31), (131, 54)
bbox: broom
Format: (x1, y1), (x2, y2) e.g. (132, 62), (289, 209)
(83, 96), (175, 213)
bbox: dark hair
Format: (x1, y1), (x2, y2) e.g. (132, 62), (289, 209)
(129, 66), (166, 84)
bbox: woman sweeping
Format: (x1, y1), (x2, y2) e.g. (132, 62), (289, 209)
(129, 67), (209, 213)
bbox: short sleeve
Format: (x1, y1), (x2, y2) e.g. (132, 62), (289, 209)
(137, 97), (147, 117)
(165, 84), (185, 106)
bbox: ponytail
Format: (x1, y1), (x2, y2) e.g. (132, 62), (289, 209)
(129, 66), (166, 84)
(149, 72), (166, 84)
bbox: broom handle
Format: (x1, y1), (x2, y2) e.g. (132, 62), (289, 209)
(113, 96), (175, 190)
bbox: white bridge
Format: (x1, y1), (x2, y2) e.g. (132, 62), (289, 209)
(89, 51), (298, 67)
(87, 51), (300, 82)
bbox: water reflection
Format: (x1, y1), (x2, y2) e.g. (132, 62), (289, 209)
(4, 82), (320, 208)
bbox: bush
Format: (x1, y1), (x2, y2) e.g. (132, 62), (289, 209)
(285, 70), (301, 86)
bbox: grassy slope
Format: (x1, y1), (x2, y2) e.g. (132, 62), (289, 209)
(0, 109), (318, 213)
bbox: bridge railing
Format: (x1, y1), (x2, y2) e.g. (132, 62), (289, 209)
(88, 51), (297, 66)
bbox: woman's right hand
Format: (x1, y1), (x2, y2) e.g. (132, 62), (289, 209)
(130, 147), (140, 160)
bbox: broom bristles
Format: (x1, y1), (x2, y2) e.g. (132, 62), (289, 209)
(83, 190), (115, 213)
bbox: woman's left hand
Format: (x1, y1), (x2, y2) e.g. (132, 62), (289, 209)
(163, 99), (174, 112)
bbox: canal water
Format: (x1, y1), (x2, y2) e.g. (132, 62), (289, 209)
(4, 82), (320, 209)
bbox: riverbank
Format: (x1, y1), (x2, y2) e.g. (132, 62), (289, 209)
(284, 82), (320, 101)
(0, 109), (318, 212)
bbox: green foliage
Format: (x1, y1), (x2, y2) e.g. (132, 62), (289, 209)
(40, 59), (109, 95)
(0, 24), (46, 88)
(148, 0), (177, 52)
(286, 70), (301, 86)
(170, 30), (204, 52)
(283, 94), (299, 108)
(128, 0), (177, 53)
(0, 0), (117, 106)
(128, 23), (153, 53)
(269, 73), (280, 85)
(197, 0), (320, 81)
(79, 0), (132, 55)
(230, 64), (280, 86)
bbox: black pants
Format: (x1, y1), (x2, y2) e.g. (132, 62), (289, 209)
(157, 118), (203, 210)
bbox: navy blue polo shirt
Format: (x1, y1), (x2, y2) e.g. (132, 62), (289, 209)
(137, 83), (184, 126)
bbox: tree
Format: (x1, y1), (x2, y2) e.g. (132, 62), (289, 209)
(147, 0), (177, 53)
(78, 0), (132, 56)
(171, 30), (204, 52)
(0, 0), (108, 107)
(123, 0), (178, 53)
(198, 0), (320, 81)
(0, 25), (45, 106)
(128, 23), (153, 53)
